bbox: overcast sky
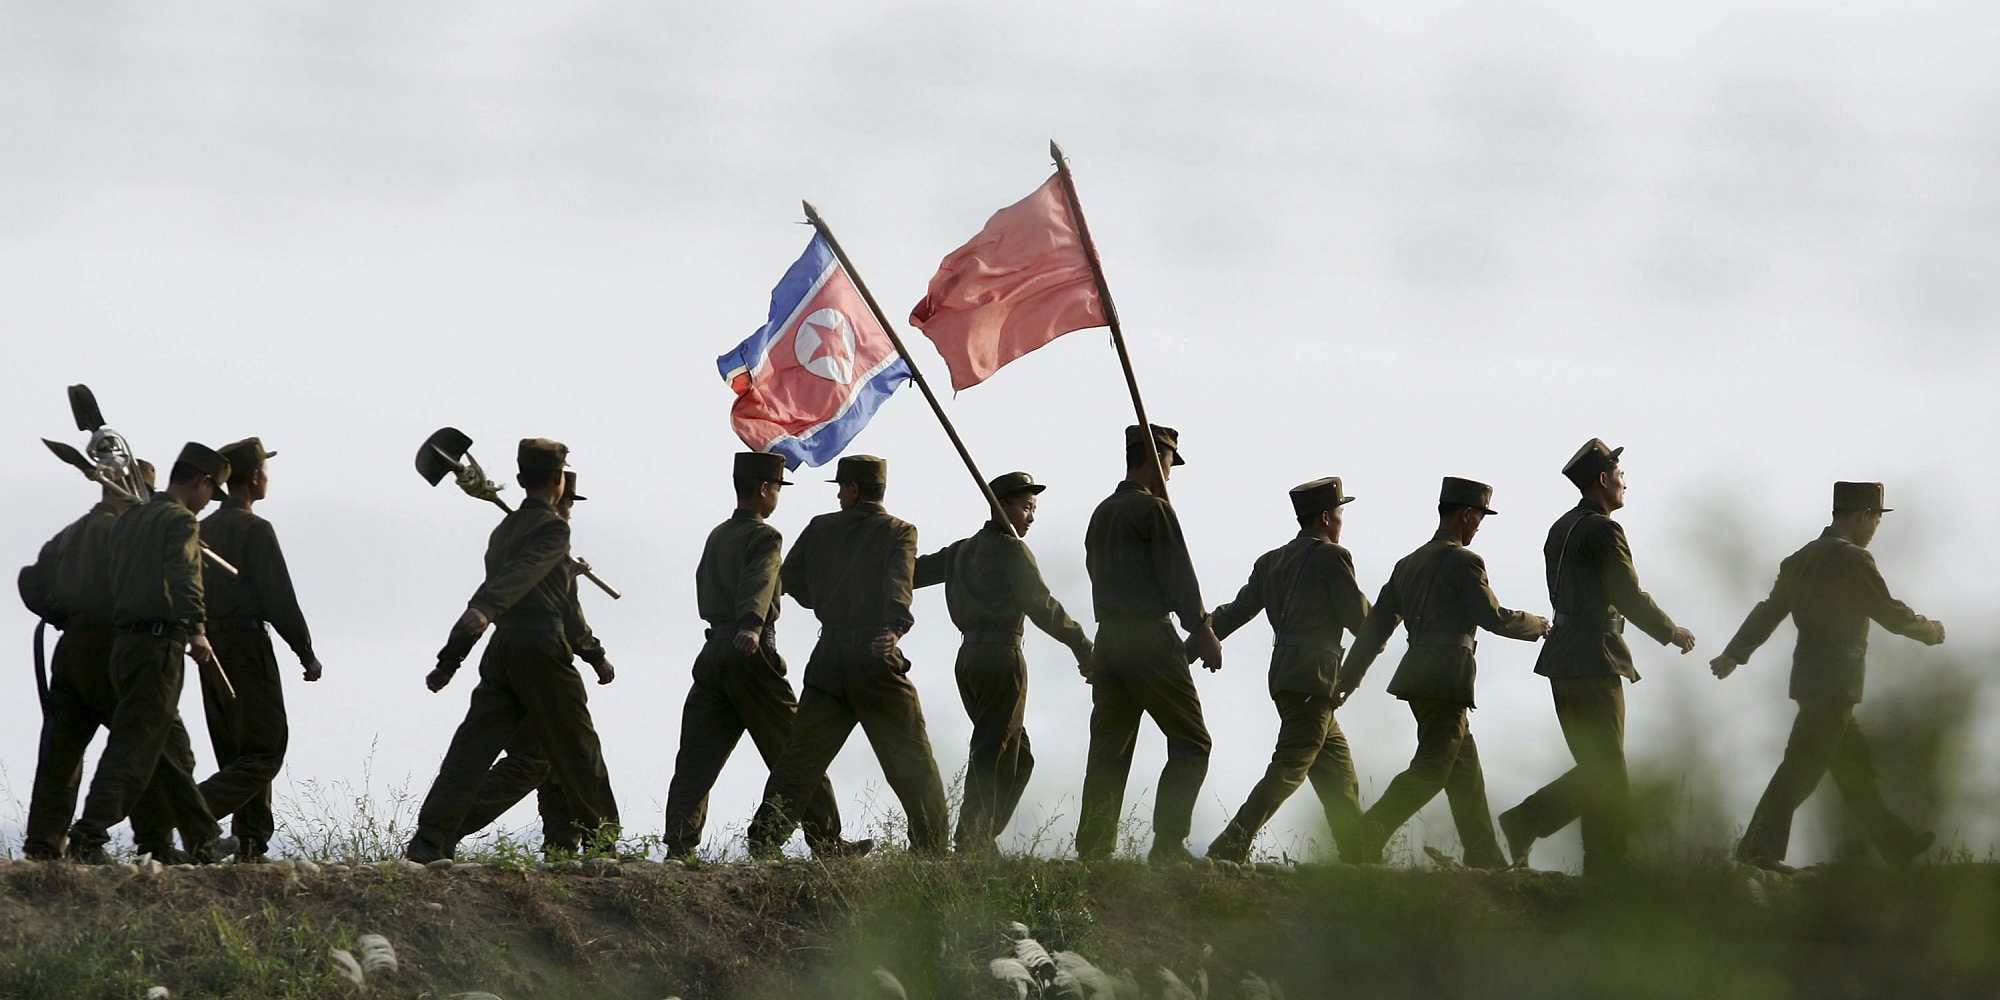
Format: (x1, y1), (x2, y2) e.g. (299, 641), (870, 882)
(4, 0), (1996, 869)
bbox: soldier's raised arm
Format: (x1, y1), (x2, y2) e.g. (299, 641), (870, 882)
(913, 539), (957, 590)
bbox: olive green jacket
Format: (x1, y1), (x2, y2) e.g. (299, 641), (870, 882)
(1533, 499), (1677, 682)
(200, 500), (316, 663)
(914, 521), (1090, 657)
(1345, 529), (1543, 706)
(1084, 481), (1207, 632)
(696, 509), (783, 633)
(466, 498), (572, 629)
(1210, 532), (1371, 699)
(782, 501), (917, 636)
(108, 495), (206, 632)
(1722, 528), (1939, 704)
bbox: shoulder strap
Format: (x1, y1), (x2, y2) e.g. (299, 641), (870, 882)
(1551, 512), (1589, 612)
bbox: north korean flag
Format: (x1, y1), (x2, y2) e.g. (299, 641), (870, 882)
(718, 234), (911, 469)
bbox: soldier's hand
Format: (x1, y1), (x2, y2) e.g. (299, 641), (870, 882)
(1709, 654), (1739, 679)
(1670, 627), (1696, 654)
(188, 634), (217, 665)
(1331, 683), (1358, 708)
(1190, 625), (1223, 673)
(590, 658), (615, 685)
(457, 607), (491, 634)
(571, 557), (591, 579)
(733, 629), (763, 655)
(1932, 621), (1947, 644)
(1074, 642), (1094, 680)
(1534, 615), (1552, 638)
(870, 630), (900, 658)
(425, 664), (457, 692)
(302, 658), (323, 682)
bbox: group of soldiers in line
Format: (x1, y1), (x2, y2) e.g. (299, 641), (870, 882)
(18, 425), (1950, 875)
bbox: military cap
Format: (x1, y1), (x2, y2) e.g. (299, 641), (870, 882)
(1125, 423), (1187, 465)
(1833, 481), (1892, 514)
(734, 451), (793, 486)
(174, 442), (232, 485)
(829, 454), (888, 485)
(218, 437), (276, 481)
(517, 438), (568, 475)
(1439, 476), (1498, 516)
(1289, 476), (1355, 519)
(988, 471), (1046, 500)
(136, 459), (157, 490)
(1562, 438), (1623, 490)
(562, 471), (587, 503)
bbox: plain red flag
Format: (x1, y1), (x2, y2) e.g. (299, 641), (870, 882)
(910, 174), (1108, 390)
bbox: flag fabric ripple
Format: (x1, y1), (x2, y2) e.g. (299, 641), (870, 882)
(909, 174), (1108, 391)
(718, 234), (910, 469)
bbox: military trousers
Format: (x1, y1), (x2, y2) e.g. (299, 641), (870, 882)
(197, 628), (290, 855)
(749, 641), (950, 855)
(24, 624), (184, 858)
(69, 632), (220, 852)
(953, 642), (1035, 853)
(450, 728), (580, 854)
(1503, 675), (1628, 872)
(1737, 700), (1923, 865)
(663, 638), (842, 857)
(1208, 691), (1362, 862)
(410, 628), (620, 858)
(1362, 697), (1504, 868)
(1076, 619), (1212, 861)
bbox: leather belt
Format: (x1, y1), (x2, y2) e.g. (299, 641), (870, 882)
(496, 615), (565, 633)
(705, 626), (777, 642)
(819, 627), (886, 643)
(1552, 613), (1624, 635)
(960, 630), (1023, 647)
(64, 613), (113, 630)
(1274, 633), (1344, 655)
(207, 619), (268, 634)
(118, 622), (190, 641)
(1407, 631), (1475, 650)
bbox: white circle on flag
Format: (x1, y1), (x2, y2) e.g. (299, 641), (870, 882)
(794, 308), (857, 384)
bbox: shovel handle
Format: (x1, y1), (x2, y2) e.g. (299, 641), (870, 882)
(579, 561), (621, 600)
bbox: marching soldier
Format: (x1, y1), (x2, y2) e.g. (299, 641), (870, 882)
(747, 455), (951, 857)
(1712, 482), (1945, 872)
(1205, 477), (1371, 864)
(18, 461), (206, 862)
(405, 439), (620, 863)
(195, 438), (323, 862)
(914, 471), (1093, 855)
(1075, 424), (1224, 864)
(65, 444), (229, 864)
(1497, 440), (1695, 875)
(661, 453), (864, 860)
(1338, 477), (1547, 868)
(450, 471), (614, 856)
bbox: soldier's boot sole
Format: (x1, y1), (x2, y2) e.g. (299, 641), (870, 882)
(1497, 808), (1536, 869)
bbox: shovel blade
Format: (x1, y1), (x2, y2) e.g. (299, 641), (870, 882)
(67, 385), (106, 433)
(42, 438), (95, 474)
(417, 427), (474, 486)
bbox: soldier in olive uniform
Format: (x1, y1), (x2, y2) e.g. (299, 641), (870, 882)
(1339, 477), (1547, 868)
(748, 455), (951, 857)
(1497, 440), (1696, 874)
(1712, 482), (1945, 872)
(914, 471), (1093, 855)
(65, 444), (230, 864)
(195, 438), (324, 861)
(1076, 424), (1224, 864)
(450, 471), (616, 856)
(18, 461), (206, 862)
(661, 453), (862, 860)
(1205, 477), (1371, 864)
(406, 439), (620, 863)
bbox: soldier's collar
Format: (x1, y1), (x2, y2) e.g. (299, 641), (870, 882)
(522, 497), (557, 511)
(1578, 497), (1610, 516)
(731, 508), (762, 522)
(1430, 528), (1462, 545)
(847, 500), (887, 515)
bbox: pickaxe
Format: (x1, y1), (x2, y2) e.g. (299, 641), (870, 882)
(416, 427), (622, 599)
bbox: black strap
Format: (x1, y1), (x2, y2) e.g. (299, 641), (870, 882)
(32, 620), (49, 710)
(1552, 512), (1588, 614)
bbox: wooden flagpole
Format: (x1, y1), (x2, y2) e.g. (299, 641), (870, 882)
(801, 200), (1018, 538)
(1048, 141), (1171, 503)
